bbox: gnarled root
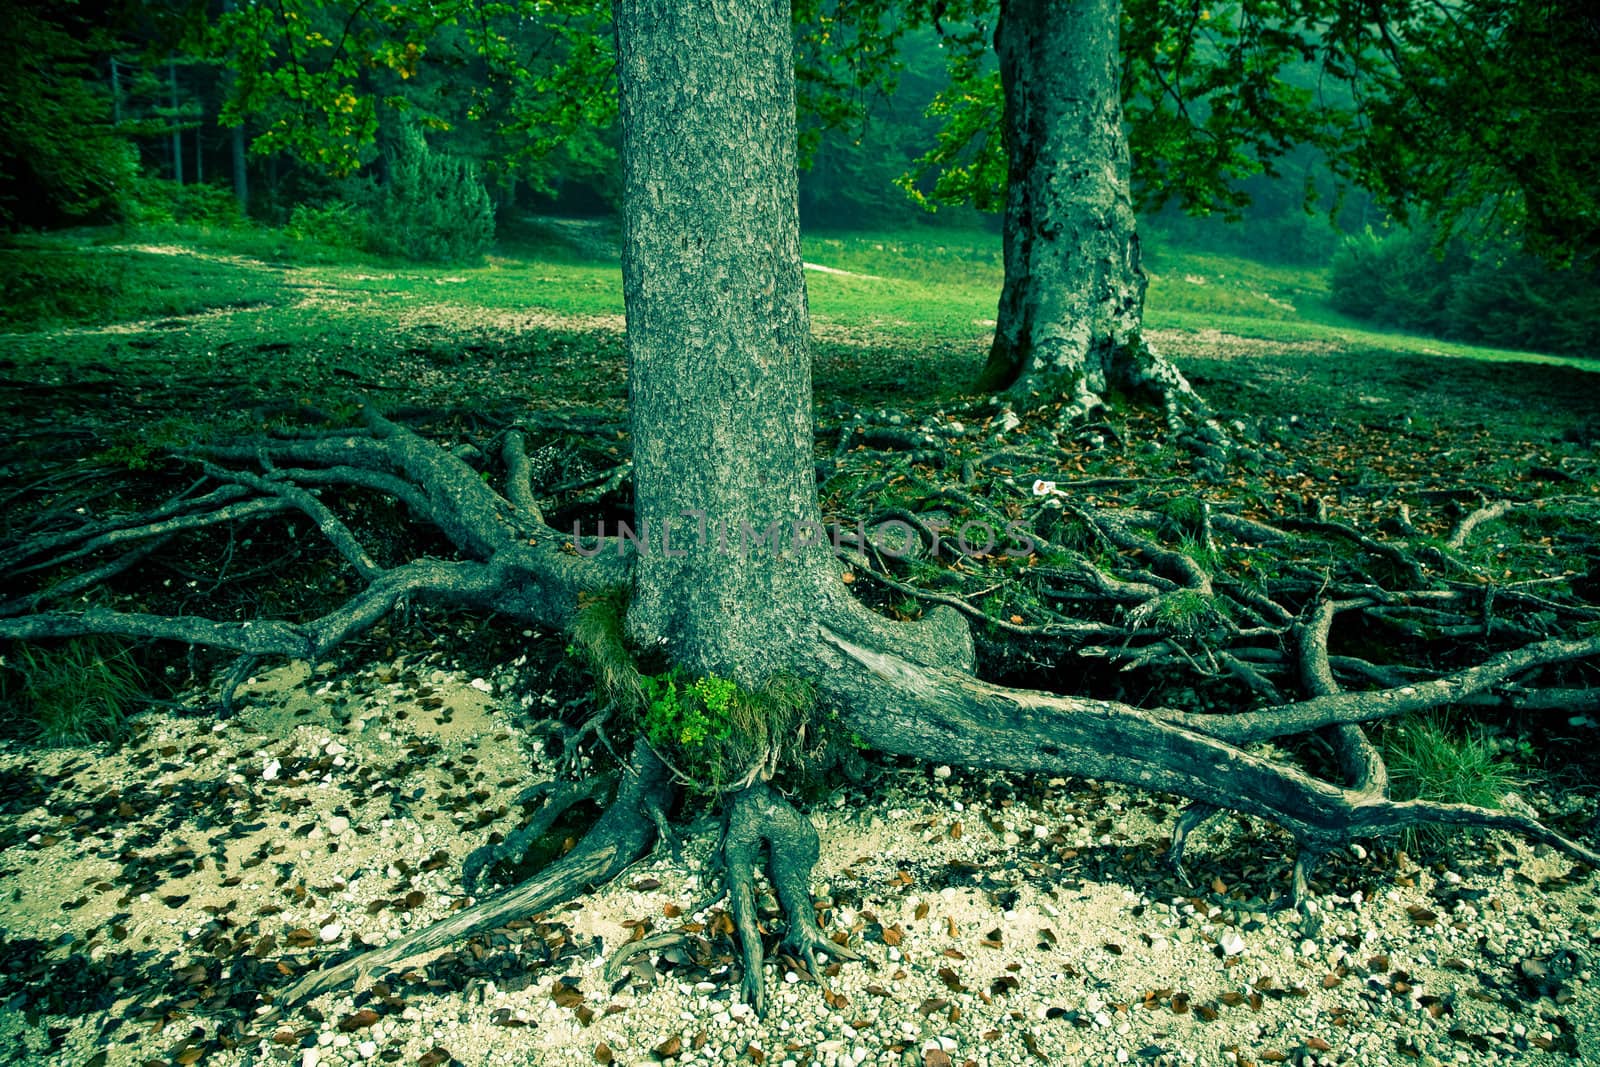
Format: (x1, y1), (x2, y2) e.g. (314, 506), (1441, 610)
(818, 627), (1600, 874)
(460, 773), (619, 894)
(1165, 801), (1219, 883)
(720, 781), (858, 1015)
(277, 741), (672, 1007)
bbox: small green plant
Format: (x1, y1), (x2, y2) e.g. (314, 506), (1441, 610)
(1, 638), (146, 746)
(1176, 535), (1221, 572)
(95, 416), (201, 471)
(1046, 514), (1105, 555)
(641, 670), (733, 753)
(1382, 714), (1524, 853)
(1158, 495), (1208, 537)
(635, 668), (818, 793)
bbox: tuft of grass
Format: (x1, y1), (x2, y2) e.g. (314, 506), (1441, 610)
(1158, 495), (1208, 535)
(1149, 588), (1218, 637)
(1, 638), (146, 746)
(1381, 714), (1524, 854)
(566, 586), (638, 709)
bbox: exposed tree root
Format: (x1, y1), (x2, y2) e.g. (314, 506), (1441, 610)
(460, 772), (620, 894)
(3, 409), (1596, 1016)
(277, 741), (671, 1007)
(718, 781), (859, 1014)
(816, 627), (1600, 867)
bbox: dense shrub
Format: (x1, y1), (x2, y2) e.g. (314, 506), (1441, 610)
(0, 7), (139, 228)
(122, 178), (245, 230)
(284, 198), (373, 250)
(1330, 227), (1600, 357)
(366, 124), (495, 263)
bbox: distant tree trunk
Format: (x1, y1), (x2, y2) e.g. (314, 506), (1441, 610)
(980, 0), (1201, 422)
(613, 0), (839, 684)
(223, 0), (249, 213)
(231, 126), (248, 212)
(169, 59), (184, 185)
(110, 56), (122, 124)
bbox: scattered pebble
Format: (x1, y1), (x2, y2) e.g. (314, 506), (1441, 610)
(1, 654), (1596, 1066)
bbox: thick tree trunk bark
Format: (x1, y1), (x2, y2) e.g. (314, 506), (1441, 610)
(981, 0), (1202, 422)
(609, 4), (974, 1006)
(612, 0), (838, 682)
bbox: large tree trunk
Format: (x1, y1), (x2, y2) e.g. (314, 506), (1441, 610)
(981, 0), (1202, 423)
(613, 0), (838, 682)
(610, 0), (975, 1011)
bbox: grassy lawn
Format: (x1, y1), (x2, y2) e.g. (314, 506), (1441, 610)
(4, 218), (1593, 369)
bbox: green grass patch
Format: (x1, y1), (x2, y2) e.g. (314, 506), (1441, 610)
(1143, 239), (1600, 371)
(0, 240), (285, 330)
(1381, 714), (1524, 854)
(1, 638), (147, 746)
(9, 219), (1595, 387)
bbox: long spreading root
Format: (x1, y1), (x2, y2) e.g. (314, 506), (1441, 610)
(2, 400), (1597, 1010)
(276, 740), (672, 1007)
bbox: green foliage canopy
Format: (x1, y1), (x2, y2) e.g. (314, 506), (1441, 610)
(0, 4), (138, 227)
(893, 0), (1600, 263)
(38, 0), (1588, 269)
(212, 0), (616, 196)
(1343, 0), (1600, 265)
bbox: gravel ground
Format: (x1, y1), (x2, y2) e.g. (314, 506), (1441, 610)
(2, 652), (1595, 1067)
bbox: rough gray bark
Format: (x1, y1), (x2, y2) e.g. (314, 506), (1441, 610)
(610, 0), (973, 687)
(981, 0), (1206, 425)
(613, 0), (839, 682)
